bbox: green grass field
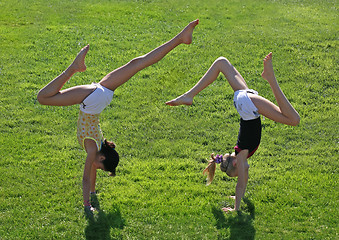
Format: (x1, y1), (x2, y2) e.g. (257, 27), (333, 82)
(0, 0), (338, 239)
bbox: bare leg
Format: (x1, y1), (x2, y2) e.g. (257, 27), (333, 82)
(166, 56), (248, 106)
(99, 19), (200, 91)
(37, 45), (95, 106)
(250, 52), (300, 126)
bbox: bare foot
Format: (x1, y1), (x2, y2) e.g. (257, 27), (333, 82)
(71, 44), (89, 72)
(261, 52), (275, 81)
(177, 19), (199, 44)
(222, 207), (236, 213)
(165, 93), (193, 106)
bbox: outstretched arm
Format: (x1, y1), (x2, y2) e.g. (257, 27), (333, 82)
(83, 140), (97, 209)
(90, 163), (97, 193)
(222, 150), (249, 213)
(234, 151), (249, 210)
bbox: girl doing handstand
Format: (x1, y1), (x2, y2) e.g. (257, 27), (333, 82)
(166, 52), (300, 212)
(37, 20), (199, 211)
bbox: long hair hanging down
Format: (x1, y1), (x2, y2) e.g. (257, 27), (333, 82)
(203, 153), (217, 186)
(101, 139), (119, 177)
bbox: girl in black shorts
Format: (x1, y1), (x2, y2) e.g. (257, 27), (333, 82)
(166, 52), (300, 212)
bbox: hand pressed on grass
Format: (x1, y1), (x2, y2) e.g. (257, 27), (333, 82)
(222, 207), (236, 213)
(90, 192), (100, 210)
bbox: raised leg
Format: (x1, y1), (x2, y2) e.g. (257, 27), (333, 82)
(99, 19), (199, 91)
(37, 45), (95, 106)
(250, 52), (300, 126)
(166, 56), (248, 106)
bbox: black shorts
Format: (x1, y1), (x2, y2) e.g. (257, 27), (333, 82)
(234, 117), (262, 158)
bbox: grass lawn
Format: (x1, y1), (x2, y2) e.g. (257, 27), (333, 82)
(0, 0), (337, 239)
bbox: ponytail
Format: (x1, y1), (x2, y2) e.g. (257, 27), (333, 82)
(203, 153), (233, 185)
(203, 153), (218, 185)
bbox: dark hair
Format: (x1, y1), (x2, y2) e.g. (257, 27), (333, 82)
(100, 139), (119, 176)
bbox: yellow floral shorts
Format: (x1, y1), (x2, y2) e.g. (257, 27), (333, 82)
(77, 110), (103, 151)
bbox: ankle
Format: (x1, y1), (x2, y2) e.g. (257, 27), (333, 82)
(64, 67), (76, 77)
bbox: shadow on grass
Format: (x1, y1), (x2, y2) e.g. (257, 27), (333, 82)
(212, 198), (255, 240)
(84, 196), (125, 240)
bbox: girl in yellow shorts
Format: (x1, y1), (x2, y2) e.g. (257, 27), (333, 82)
(37, 19), (199, 212)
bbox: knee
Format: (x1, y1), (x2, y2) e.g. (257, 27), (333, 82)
(129, 56), (142, 64)
(216, 56), (228, 62)
(215, 56), (231, 67)
(128, 56), (144, 70)
(216, 56), (229, 62)
(286, 112), (300, 126)
(36, 91), (47, 105)
(290, 114), (300, 126)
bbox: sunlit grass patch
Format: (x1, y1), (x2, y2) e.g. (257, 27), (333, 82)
(0, 0), (337, 239)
